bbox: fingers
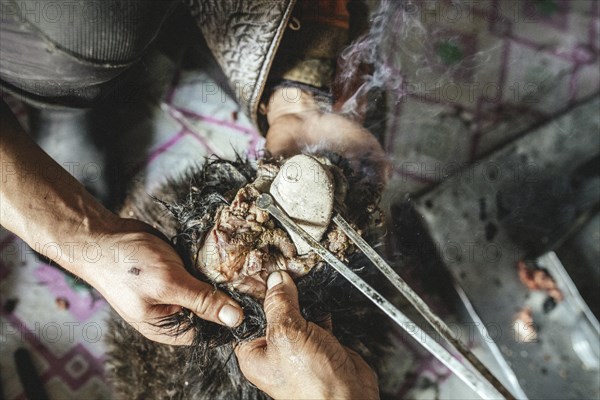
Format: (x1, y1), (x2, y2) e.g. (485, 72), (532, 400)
(236, 271), (306, 388)
(263, 271), (303, 325)
(265, 88), (319, 124)
(234, 337), (268, 384)
(262, 271), (310, 350)
(235, 271), (301, 362)
(169, 273), (244, 328)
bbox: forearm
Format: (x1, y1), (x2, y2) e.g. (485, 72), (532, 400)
(0, 101), (118, 277)
(264, 87), (317, 156)
(1, 102), (244, 344)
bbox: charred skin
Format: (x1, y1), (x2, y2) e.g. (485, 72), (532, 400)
(195, 175), (349, 299)
(106, 156), (391, 400)
(195, 184), (315, 299)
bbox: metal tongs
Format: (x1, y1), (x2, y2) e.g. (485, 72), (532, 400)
(256, 193), (515, 400)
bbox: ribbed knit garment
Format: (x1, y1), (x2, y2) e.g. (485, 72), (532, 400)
(0, 0), (178, 107)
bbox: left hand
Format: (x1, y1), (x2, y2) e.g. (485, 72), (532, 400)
(84, 218), (244, 346)
(264, 88), (390, 186)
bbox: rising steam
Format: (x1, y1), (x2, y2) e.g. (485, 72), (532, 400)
(336, 0), (424, 118)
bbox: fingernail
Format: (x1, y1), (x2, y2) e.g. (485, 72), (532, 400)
(267, 271), (283, 289)
(218, 304), (242, 327)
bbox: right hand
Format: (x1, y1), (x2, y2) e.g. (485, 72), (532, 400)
(235, 271), (379, 399)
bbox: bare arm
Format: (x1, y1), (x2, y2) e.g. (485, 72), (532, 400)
(0, 101), (243, 345)
(265, 87), (390, 185)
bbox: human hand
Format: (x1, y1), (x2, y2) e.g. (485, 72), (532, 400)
(265, 88), (390, 186)
(0, 102), (242, 346)
(83, 218), (244, 346)
(235, 271), (379, 400)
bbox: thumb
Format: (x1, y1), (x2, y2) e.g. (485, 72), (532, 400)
(169, 272), (244, 328)
(263, 271), (307, 345)
(263, 271), (303, 322)
(235, 271), (302, 387)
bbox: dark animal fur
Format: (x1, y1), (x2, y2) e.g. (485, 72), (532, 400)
(105, 156), (392, 399)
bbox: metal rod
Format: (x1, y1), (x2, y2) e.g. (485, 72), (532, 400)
(455, 284), (529, 399)
(256, 194), (505, 400)
(332, 213), (516, 400)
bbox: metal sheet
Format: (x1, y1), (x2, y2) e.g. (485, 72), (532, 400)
(413, 97), (600, 399)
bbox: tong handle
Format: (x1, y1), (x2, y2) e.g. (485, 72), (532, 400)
(333, 214), (515, 400)
(256, 194), (505, 400)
